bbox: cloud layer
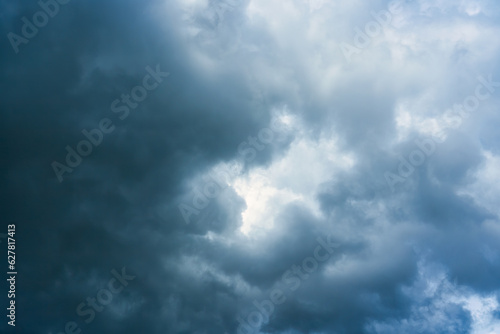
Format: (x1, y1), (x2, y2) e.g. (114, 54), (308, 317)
(1, 0), (500, 333)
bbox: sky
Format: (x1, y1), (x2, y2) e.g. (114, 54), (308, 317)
(1, 0), (500, 333)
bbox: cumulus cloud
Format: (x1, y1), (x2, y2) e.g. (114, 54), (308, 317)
(1, 0), (500, 333)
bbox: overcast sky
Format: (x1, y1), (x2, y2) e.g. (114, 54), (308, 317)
(1, 0), (500, 333)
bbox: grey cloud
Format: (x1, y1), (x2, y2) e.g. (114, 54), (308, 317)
(2, 0), (500, 333)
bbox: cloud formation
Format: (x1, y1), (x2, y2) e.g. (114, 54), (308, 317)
(1, 0), (500, 333)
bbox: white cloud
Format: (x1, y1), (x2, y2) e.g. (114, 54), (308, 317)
(367, 259), (500, 334)
(233, 116), (355, 236)
(458, 151), (500, 218)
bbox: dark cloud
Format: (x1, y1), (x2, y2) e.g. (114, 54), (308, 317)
(1, 0), (500, 333)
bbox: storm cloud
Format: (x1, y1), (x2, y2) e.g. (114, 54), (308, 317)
(1, 0), (500, 333)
